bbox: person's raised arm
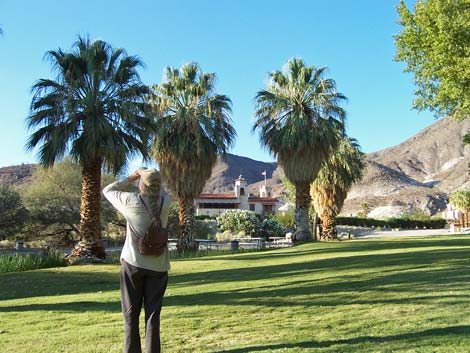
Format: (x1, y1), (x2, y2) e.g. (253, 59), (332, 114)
(103, 170), (141, 215)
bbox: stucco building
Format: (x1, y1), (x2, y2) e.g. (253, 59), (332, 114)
(195, 175), (282, 217)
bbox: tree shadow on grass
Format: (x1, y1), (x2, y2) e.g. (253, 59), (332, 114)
(190, 237), (470, 263)
(1, 245), (470, 317)
(169, 247), (470, 287)
(215, 325), (470, 352)
(3, 244), (470, 303)
(2, 238), (470, 309)
(0, 268), (119, 300)
(164, 265), (470, 308)
(0, 300), (121, 313)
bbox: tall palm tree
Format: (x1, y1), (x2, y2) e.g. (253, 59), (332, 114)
(26, 36), (152, 260)
(150, 63), (236, 252)
(311, 136), (365, 240)
(253, 58), (346, 241)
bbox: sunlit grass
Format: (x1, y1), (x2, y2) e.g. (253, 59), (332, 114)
(2, 236), (470, 352)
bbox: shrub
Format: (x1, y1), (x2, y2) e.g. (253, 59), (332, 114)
(274, 210), (295, 229)
(195, 214), (217, 220)
(167, 204), (217, 239)
(0, 251), (66, 273)
(216, 210), (260, 237)
(336, 216), (446, 229)
(259, 218), (287, 238)
(215, 230), (232, 242)
(193, 220), (217, 240)
(0, 185), (28, 240)
(166, 203), (180, 238)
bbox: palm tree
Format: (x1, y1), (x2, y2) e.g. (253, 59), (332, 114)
(150, 63), (236, 252)
(311, 136), (365, 240)
(253, 58), (347, 241)
(26, 36), (152, 260)
(449, 190), (470, 227)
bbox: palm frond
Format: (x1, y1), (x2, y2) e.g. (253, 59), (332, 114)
(253, 58), (347, 184)
(311, 135), (366, 218)
(26, 35), (150, 173)
(150, 63), (236, 198)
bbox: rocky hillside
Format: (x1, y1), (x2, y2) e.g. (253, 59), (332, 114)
(341, 117), (470, 217)
(367, 117), (470, 192)
(204, 117), (469, 217)
(0, 164), (36, 186)
(202, 154), (277, 194)
(2, 117), (469, 218)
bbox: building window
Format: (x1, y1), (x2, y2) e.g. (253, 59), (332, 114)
(249, 204), (255, 211)
(262, 204), (274, 213)
(240, 188), (245, 196)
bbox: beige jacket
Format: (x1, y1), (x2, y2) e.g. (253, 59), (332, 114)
(103, 179), (171, 272)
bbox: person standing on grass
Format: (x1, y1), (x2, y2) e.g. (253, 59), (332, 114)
(103, 168), (170, 353)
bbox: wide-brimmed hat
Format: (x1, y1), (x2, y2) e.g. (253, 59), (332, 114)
(139, 168), (161, 195)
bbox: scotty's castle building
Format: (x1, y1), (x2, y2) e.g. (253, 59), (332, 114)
(195, 174), (282, 217)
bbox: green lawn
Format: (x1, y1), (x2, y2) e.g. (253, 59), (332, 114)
(2, 236), (470, 352)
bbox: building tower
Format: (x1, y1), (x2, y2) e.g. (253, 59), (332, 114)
(234, 175), (249, 210)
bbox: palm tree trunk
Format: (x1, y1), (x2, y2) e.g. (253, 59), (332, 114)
(294, 181), (312, 241)
(177, 196), (196, 253)
(69, 156), (105, 262)
(321, 214), (337, 240)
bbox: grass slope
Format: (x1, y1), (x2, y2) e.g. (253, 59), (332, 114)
(2, 236), (470, 352)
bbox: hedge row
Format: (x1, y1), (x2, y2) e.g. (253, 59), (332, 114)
(194, 214), (217, 220)
(336, 217), (446, 229)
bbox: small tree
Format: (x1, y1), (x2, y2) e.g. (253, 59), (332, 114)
(464, 134), (470, 146)
(357, 203), (370, 218)
(21, 159), (119, 244)
(395, 0), (470, 120)
(450, 191), (470, 227)
(0, 186), (28, 240)
(311, 137), (365, 240)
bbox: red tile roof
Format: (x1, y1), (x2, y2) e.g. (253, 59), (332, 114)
(197, 193), (238, 200)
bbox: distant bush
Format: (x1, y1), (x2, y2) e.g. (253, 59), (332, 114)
(216, 210), (260, 237)
(194, 214), (217, 220)
(215, 230), (232, 242)
(0, 251), (66, 273)
(336, 216), (446, 229)
(259, 218), (287, 238)
(193, 220), (217, 240)
(274, 210), (295, 229)
(167, 204), (217, 239)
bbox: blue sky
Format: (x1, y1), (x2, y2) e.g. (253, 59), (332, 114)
(0, 0), (434, 169)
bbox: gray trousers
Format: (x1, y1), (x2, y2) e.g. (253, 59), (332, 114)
(120, 259), (168, 353)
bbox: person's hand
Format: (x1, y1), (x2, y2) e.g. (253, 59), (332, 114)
(127, 169), (141, 183)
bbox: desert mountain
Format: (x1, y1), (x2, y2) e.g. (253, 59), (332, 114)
(201, 154), (277, 194)
(0, 164), (36, 186)
(1, 118), (469, 218)
(367, 117), (470, 192)
(204, 117), (470, 217)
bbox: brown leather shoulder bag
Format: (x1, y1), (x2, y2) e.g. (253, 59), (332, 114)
(136, 195), (168, 256)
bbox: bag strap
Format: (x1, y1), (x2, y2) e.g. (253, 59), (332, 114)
(139, 195), (164, 223)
